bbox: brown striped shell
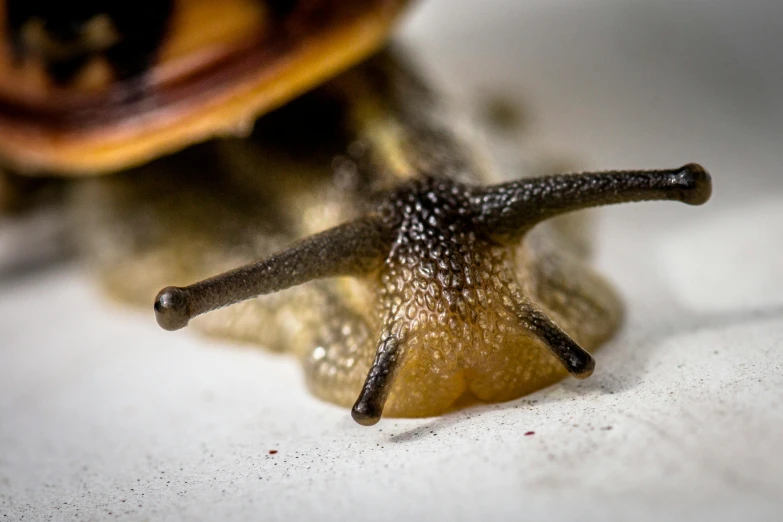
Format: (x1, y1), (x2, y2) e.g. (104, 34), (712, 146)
(0, 0), (411, 173)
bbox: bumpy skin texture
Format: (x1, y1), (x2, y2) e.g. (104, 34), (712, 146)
(344, 179), (620, 418)
(73, 48), (709, 423)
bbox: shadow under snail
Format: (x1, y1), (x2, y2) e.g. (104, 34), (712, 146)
(0, 0), (712, 425)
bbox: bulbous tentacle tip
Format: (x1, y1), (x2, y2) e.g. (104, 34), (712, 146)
(351, 400), (382, 426)
(154, 286), (191, 331)
(571, 355), (596, 380)
(676, 163), (712, 206)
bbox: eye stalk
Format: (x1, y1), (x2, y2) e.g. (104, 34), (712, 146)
(474, 163), (712, 241)
(153, 218), (392, 331)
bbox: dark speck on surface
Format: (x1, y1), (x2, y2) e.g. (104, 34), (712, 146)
(524, 431), (535, 436)
(269, 450), (278, 455)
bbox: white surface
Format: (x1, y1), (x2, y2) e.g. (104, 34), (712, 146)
(2, 0), (782, 520)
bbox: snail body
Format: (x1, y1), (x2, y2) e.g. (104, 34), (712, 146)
(147, 50), (709, 424)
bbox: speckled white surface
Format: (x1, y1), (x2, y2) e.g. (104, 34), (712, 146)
(2, 0), (782, 521)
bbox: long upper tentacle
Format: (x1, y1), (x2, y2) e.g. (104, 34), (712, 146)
(154, 217), (393, 331)
(474, 163), (711, 241)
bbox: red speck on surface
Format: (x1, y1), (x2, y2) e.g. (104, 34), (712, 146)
(269, 450), (278, 455)
(524, 431), (535, 436)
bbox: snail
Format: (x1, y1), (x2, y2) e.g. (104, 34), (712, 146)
(0, 0), (712, 425)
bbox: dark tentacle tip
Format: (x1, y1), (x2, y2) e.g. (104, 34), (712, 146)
(154, 286), (191, 331)
(675, 163), (712, 206)
(568, 352), (596, 380)
(351, 399), (382, 426)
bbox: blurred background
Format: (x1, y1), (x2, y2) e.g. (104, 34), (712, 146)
(1, 0), (781, 520)
(407, 0), (781, 206)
